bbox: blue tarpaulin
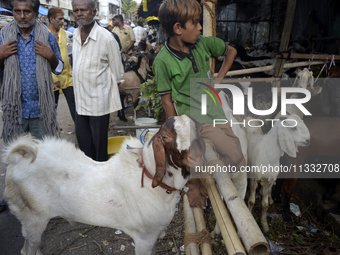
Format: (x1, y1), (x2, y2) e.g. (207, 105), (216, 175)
(0, 7), (12, 13)
(39, 6), (48, 16)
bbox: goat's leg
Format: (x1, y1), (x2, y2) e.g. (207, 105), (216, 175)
(118, 94), (128, 121)
(230, 171), (247, 199)
(211, 221), (221, 238)
(134, 236), (158, 255)
(282, 178), (298, 222)
(260, 184), (273, 233)
(248, 179), (257, 212)
(272, 178), (285, 204)
(20, 217), (49, 255)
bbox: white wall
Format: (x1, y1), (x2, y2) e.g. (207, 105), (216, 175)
(40, 0), (59, 7)
(59, 0), (73, 10)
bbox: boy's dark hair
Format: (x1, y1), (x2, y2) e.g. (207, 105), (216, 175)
(159, 0), (202, 37)
(113, 14), (124, 23)
(137, 20), (143, 27)
(10, 0), (40, 14)
(48, 7), (64, 22)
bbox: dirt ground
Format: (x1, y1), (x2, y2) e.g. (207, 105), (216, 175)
(1, 95), (340, 255)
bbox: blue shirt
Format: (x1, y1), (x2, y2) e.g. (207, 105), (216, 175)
(0, 26), (63, 119)
(67, 26), (75, 34)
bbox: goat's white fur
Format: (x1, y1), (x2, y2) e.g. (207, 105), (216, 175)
(245, 114), (310, 232)
(4, 116), (194, 255)
(174, 115), (194, 152)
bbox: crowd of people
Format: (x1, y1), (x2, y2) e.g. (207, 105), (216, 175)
(0, 0), (244, 215)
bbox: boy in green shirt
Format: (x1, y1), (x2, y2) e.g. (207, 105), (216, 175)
(153, 0), (246, 209)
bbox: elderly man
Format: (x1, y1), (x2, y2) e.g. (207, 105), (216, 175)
(0, 0), (63, 143)
(48, 7), (76, 123)
(72, 0), (124, 161)
(112, 14), (135, 55)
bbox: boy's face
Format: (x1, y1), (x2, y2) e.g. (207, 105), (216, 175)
(180, 16), (202, 44)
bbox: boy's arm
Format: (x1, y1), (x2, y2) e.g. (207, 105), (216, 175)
(161, 94), (177, 119)
(214, 45), (237, 84)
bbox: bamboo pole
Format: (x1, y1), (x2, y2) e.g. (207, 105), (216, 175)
(202, 0), (215, 76)
(273, 0), (297, 86)
(213, 60), (324, 77)
(276, 53), (340, 60)
(204, 178), (246, 255)
(214, 172), (270, 255)
(193, 208), (212, 255)
(183, 195), (200, 255)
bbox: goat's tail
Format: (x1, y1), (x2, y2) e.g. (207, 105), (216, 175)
(3, 134), (38, 165)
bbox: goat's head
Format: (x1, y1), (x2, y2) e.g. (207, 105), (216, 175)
(150, 115), (205, 189)
(278, 114), (310, 157)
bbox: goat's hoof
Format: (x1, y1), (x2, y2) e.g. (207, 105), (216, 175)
(118, 116), (128, 122)
(262, 226), (269, 233)
(248, 202), (254, 212)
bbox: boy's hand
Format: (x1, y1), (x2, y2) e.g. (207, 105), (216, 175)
(0, 40), (18, 60)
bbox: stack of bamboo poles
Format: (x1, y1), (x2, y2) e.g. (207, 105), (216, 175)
(183, 176), (270, 255)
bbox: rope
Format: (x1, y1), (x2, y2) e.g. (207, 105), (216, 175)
(183, 229), (211, 251)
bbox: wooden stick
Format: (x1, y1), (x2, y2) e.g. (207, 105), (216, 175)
(213, 61), (324, 77)
(183, 194), (199, 255)
(205, 178), (246, 255)
(273, 0), (297, 86)
(202, 0), (215, 76)
(221, 77), (285, 83)
(276, 53), (340, 60)
(111, 125), (161, 130)
(193, 207), (213, 255)
(214, 173), (270, 255)
(92, 240), (103, 253)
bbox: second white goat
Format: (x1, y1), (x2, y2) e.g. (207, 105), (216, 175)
(245, 114), (310, 232)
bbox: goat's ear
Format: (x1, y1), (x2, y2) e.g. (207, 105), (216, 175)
(278, 126), (297, 157)
(152, 134), (166, 188)
(143, 56), (151, 72)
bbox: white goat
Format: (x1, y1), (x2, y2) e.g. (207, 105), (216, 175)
(3, 115), (203, 255)
(245, 114), (310, 232)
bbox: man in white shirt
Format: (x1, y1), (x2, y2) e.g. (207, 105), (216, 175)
(72, 0), (124, 161)
(133, 20), (146, 47)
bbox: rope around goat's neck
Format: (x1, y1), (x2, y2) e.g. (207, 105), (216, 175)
(183, 229), (211, 251)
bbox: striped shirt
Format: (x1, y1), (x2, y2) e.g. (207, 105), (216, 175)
(72, 22), (124, 116)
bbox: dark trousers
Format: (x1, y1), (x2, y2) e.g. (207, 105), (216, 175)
(75, 114), (110, 162)
(54, 86), (76, 123)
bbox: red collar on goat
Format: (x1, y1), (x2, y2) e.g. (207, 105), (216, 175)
(140, 152), (178, 193)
